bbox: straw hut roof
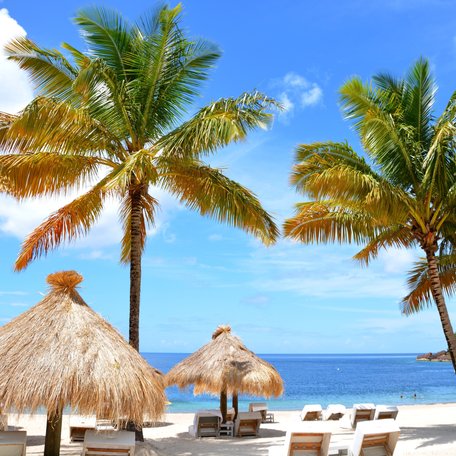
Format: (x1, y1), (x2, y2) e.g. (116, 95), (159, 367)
(166, 325), (283, 397)
(0, 271), (166, 423)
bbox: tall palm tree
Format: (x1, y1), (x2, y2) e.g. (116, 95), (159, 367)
(283, 59), (456, 371)
(0, 5), (279, 352)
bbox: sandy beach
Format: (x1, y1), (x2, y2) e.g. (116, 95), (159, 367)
(5, 403), (456, 455)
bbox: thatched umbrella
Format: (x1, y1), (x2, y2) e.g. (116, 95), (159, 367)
(166, 325), (283, 422)
(0, 271), (166, 456)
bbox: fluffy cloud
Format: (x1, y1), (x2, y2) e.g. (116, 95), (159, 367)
(0, 9), (34, 113)
(274, 71), (323, 121)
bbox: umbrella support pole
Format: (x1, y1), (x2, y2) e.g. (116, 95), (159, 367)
(220, 390), (227, 423)
(44, 410), (62, 456)
(232, 393), (238, 421)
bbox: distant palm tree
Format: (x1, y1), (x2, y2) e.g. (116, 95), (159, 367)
(0, 5), (279, 352)
(284, 59), (456, 371)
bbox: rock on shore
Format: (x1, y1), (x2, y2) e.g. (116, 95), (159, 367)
(416, 350), (450, 362)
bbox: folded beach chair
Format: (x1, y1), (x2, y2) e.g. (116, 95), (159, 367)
(351, 404), (376, 428)
(234, 411), (262, 437)
(0, 431), (27, 456)
(300, 404), (323, 421)
(350, 419), (400, 456)
(375, 405), (399, 420)
(226, 407), (236, 422)
(323, 404), (346, 421)
(82, 430), (135, 456)
(275, 422), (332, 456)
(69, 415), (97, 442)
(249, 402), (274, 422)
(188, 411), (221, 438)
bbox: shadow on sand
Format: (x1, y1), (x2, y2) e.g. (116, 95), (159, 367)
(398, 424), (456, 449)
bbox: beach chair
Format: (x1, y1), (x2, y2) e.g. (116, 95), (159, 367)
(234, 411), (262, 437)
(274, 422), (332, 456)
(69, 415), (97, 442)
(82, 430), (135, 456)
(249, 402), (274, 423)
(226, 407), (235, 422)
(375, 406), (399, 420)
(323, 404), (346, 421)
(351, 404), (376, 427)
(0, 431), (27, 456)
(300, 404), (323, 421)
(188, 411), (221, 438)
(350, 419), (400, 456)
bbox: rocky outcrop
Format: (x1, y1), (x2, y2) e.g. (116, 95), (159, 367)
(416, 351), (450, 362)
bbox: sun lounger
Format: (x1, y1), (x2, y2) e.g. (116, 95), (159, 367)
(350, 419), (400, 456)
(300, 404), (323, 421)
(375, 405), (399, 420)
(235, 411), (262, 437)
(226, 407), (235, 422)
(323, 404), (346, 421)
(188, 410), (221, 438)
(0, 431), (27, 456)
(273, 422), (332, 456)
(82, 430), (135, 456)
(69, 415), (97, 442)
(249, 402), (274, 423)
(351, 404), (376, 427)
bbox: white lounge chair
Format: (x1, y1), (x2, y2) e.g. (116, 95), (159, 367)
(188, 410), (221, 438)
(300, 404), (323, 421)
(351, 404), (376, 427)
(375, 405), (399, 420)
(0, 431), (27, 456)
(69, 415), (97, 442)
(82, 430), (135, 456)
(249, 402), (274, 422)
(276, 422), (332, 456)
(350, 419), (400, 456)
(323, 404), (346, 421)
(226, 407), (235, 422)
(235, 412), (262, 437)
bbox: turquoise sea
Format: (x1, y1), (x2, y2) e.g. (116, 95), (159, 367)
(143, 353), (456, 413)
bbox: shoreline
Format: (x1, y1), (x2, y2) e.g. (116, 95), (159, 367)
(6, 402), (456, 455)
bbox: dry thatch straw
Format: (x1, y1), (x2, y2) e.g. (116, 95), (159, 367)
(166, 325), (283, 398)
(0, 270), (166, 424)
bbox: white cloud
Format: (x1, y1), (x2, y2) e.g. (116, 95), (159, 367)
(0, 9), (34, 113)
(378, 247), (419, 274)
(273, 72), (323, 121)
(301, 85), (323, 107)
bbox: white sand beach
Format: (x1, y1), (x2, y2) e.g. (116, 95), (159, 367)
(5, 403), (456, 455)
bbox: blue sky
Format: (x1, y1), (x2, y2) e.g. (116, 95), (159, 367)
(0, 0), (455, 354)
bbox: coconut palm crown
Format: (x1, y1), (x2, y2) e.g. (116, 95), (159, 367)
(284, 59), (456, 370)
(0, 5), (279, 350)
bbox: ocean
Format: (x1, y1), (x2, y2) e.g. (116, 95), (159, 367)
(143, 353), (456, 413)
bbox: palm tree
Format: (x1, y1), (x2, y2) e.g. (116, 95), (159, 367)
(283, 58), (456, 371)
(0, 5), (279, 352)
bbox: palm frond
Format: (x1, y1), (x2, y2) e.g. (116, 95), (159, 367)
(5, 37), (78, 100)
(353, 225), (416, 265)
(401, 255), (456, 315)
(0, 153), (102, 198)
(283, 201), (378, 244)
(15, 186), (108, 271)
(159, 158), (278, 245)
(158, 92), (277, 158)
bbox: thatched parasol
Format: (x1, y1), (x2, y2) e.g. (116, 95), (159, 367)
(166, 325), (283, 421)
(0, 271), (166, 456)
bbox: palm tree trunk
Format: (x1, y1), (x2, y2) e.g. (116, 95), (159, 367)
(128, 189), (144, 441)
(129, 190), (143, 352)
(424, 246), (456, 373)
